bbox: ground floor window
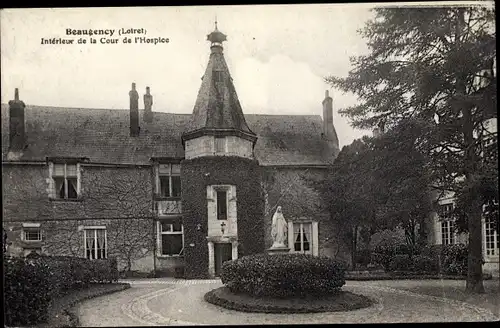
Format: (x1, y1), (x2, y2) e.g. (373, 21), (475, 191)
(22, 228), (42, 242)
(484, 217), (499, 257)
(441, 220), (455, 245)
(84, 228), (107, 259)
(292, 222), (312, 254)
(159, 219), (184, 256)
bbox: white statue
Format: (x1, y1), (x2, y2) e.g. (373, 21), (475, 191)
(271, 206), (288, 248)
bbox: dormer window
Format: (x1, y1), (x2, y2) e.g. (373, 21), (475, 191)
(52, 163), (79, 199)
(214, 70), (223, 83)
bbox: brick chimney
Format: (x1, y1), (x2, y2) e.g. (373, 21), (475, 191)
(8, 88), (26, 151)
(129, 82), (140, 136)
(322, 90), (334, 140)
(143, 86), (153, 123)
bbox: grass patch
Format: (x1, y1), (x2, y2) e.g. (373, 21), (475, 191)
(204, 286), (374, 313)
(35, 283), (130, 328)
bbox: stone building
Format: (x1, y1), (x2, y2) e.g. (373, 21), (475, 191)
(1, 24), (345, 278)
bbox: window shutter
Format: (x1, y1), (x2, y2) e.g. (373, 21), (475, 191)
(287, 221), (294, 249)
(312, 221), (319, 256)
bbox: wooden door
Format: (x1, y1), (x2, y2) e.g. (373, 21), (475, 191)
(214, 243), (232, 276)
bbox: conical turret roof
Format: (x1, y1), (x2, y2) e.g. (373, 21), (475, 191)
(182, 22), (257, 144)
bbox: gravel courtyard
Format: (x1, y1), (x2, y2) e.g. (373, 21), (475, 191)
(74, 278), (500, 326)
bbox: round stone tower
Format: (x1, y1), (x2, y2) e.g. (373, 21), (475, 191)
(181, 21), (265, 279)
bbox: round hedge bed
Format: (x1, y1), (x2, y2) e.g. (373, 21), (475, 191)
(204, 286), (374, 313)
(205, 253), (374, 313)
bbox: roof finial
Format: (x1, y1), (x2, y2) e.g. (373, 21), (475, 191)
(215, 15), (218, 30)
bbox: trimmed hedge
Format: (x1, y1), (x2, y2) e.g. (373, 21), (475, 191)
(204, 286), (373, 313)
(3, 255), (119, 326)
(373, 243), (473, 276)
(4, 255), (54, 325)
(220, 253), (347, 298)
(388, 254), (437, 273)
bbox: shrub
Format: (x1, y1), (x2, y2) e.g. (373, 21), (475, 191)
(4, 255), (119, 326)
(388, 254), (413, 272)
(4, 256), (54, 326)
(355, 249), (372, 268)
(441, 244), (468, 276)
(220, 254), (346, 298)
(372, 243), (411, 270)
(412, 255), (438, 273)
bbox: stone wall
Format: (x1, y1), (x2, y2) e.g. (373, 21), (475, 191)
(262, 166), (351, 264)
(2, 163), (157, 272)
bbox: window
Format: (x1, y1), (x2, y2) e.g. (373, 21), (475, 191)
(84, 228), (107, 259)
(214, 70), (223, 83)
(158, 164), (181, 198)
(293, 222), (312, 254)
(485, 217), (499, 257)
(215, 137), (226, 154)
(159, 220), (184, 256)
(441, 221), (455, 245)
(216, 190), (228, 220)
(52, 163), (78, 199)
(439, 203), (455, 245)
(23, 228), (42, 241)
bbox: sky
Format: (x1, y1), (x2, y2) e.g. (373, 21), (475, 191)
(1, 3), (479, 147)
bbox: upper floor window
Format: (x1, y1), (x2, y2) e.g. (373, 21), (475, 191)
(216, 189), (228, 220)
(158, 164), (181, 198)
(52, 163), (78, 199)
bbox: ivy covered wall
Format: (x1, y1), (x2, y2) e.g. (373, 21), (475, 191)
(181, 156), (265, 279)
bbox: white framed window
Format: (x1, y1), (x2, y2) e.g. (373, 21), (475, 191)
(288, 220), (319, 256)
(157, 164), (181, 198)
(441, 221), (456, 245)
(21, 223), (42, 242)
(52, 163), (79, 199)
(23, 228), (42, 241)
(158, 219), (184, 256)
(484, 217), (499, 257)
(292, 222), (313, 254)
(215, 137), (227, 154)
(84, 227), (107, 259)
(439, 203), (456, 245)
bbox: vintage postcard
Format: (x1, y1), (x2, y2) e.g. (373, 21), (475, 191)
(1, 2), (498, 326)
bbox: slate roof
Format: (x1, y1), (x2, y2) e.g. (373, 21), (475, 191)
(1, 104), (339, 166)
(184, 34), (255, 138)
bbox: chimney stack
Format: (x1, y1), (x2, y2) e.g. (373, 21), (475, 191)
(129, 82), (140, 136)
(143, 86), (153, 123)
(322, 90), (334, 140)
(8, 88), (26, 151)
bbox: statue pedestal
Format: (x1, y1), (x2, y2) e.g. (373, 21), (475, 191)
(267, 246), (290, 255)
